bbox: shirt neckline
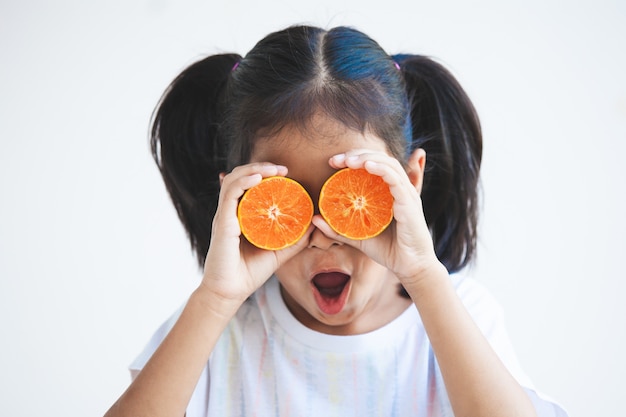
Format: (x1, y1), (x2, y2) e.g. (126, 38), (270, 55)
(261, 276), (420, 353)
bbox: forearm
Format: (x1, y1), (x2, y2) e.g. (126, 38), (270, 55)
(104, 286), (242, 417)
(405, 263), (537, 417)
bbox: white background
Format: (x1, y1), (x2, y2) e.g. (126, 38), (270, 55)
(1, 1), (624, 416)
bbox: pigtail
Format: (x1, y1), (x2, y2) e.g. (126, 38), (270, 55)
(150, 53), (241, 267)
(394, 54), (482, 273)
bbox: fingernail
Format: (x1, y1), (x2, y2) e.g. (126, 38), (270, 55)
(333, 154), (346, 162)
(249, 173), (263, 182)
(261, 164), (284, 172)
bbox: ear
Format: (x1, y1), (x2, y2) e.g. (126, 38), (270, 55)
(407, 148), (426, 194)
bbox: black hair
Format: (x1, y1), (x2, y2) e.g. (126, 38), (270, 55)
(150, 53), (240, 256)
(150, 25), (482, 279)
(393, 54), (482, 274)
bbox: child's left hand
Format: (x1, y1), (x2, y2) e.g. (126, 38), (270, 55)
(311, 149), (443, 288)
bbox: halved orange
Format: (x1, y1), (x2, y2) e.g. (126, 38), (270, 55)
(319, 168), (394, 240)
(237, 176), (314, 250)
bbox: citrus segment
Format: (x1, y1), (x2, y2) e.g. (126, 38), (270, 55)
(237, 176), (313, 250)
(319, 168), (394, 240)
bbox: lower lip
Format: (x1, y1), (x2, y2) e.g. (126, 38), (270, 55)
(311, 277), (351, 315)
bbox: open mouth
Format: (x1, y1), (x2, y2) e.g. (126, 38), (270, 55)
(311, 272), (351, 315)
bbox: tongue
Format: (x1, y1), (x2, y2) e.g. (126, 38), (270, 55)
(312, 272), (350, 314)
(313, 273), (349, 294)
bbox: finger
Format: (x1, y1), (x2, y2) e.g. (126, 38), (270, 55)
(349, 152), (404, 172)
(329, 150), (405, 175)
(362, 159), (423, 223)
(335, 153), (422, 228)
(310, 215), (355, 245)
(213, 172), (267, 240)
(274, 223), (315, 262)
(328, 149), (371, 169)
(332, 151), (414, 200)
(218, 172), (262, 211)
(218, 163), (288, 211)
(328, 149), (384, 169)
(224, 163), (288, 186)
(328, 151), (419, 226)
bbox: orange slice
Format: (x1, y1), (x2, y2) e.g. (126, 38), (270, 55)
(319, 168), (394, 240)
(237, 176), (313, 250)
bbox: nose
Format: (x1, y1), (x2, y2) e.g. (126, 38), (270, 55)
(308, 226), (343, 250)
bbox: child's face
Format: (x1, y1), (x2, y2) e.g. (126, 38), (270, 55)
(249, 114), (411, 335)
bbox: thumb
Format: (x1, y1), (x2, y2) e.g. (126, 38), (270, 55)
(310, 215), (371, 250)
(273, 224), (316, 263)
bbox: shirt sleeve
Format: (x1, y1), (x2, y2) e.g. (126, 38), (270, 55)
(452, 274), (569, 417)
(128, 305), (184, 375)
(127, 305), (211, 417)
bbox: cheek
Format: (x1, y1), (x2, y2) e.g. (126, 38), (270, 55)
(275, 267), (314, 310)
(353, 258), (391, 285)
(274, 255), (307, 284)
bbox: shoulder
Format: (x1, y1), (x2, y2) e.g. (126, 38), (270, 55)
(129, 305), (184, 373)
(451, 272), (505, 329)
(451, 272), (570, 416)
(450, 272), (533, 383)
(129, 296), (260, 374)
(452, 272), (503, 306)
(449, 271), (510, 343)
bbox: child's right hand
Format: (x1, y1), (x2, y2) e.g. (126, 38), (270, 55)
(200, 163), (314, 306)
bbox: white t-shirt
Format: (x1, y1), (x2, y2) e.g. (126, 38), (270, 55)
(130, 275), (568, 416)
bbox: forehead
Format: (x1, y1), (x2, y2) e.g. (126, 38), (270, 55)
(250, 115), (388, 165)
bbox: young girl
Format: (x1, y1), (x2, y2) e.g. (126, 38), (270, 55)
(106, 25), (567, 417)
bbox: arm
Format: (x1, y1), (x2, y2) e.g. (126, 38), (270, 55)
(105, 163), (312, 417)
(318, 150), (537, 417)
(405, 262), (537, 417)
(104, 287), (242, 417)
